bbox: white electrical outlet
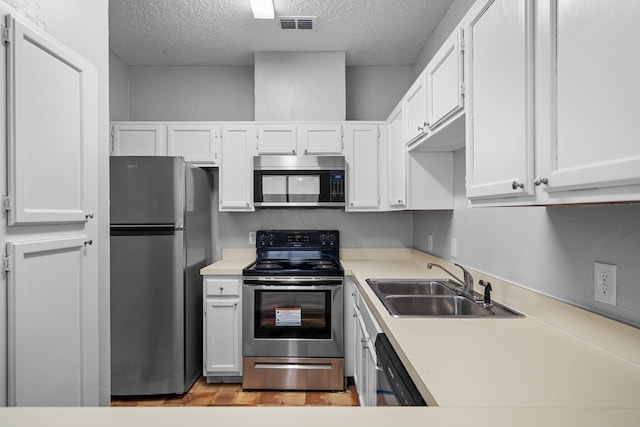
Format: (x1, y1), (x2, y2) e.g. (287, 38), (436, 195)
(249, 232), (256, 245)
(427, 234), (433, 251)
(594, 261), (617, 305)
(450, 237), (457, 258)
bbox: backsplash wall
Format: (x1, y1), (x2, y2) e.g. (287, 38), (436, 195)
(413, 149), (640, 328)
(207, 172), (412, 261)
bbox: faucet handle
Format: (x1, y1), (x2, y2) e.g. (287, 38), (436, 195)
(479, 280), (493, 305)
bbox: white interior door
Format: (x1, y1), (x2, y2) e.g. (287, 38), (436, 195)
(5, 14), (97, 225)
(6, 237), (98, 406)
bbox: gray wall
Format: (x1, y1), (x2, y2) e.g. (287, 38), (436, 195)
(409, 0), (640, 328)
(346, 66), (414, 120)
(208, 172), (413, 260)
(119, 64), (414, 122)
(413, 150), (640, 328)
(109, 52), (129, 121)
(128, 65), (255, 121)
(119, 63), (416, 256)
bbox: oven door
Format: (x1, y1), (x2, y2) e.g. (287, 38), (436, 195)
(243, 278), (344, 358)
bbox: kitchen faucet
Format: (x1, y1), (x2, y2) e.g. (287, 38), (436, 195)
(426, 262), (475, 297)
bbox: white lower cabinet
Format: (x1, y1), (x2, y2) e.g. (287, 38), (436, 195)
(203, 276), (242, 379)
(347, 279), (382, 406)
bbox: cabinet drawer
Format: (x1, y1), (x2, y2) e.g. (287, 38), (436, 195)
(205, 278), (240, 296)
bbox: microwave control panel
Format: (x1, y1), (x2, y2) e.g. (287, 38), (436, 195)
(330, 171), (345, 202)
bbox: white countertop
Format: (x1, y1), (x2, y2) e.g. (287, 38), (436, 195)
(4, 248), (639, 426)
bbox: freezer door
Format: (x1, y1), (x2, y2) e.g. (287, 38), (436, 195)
(110, 156), (186, 227)
(110, 228), (187, 395)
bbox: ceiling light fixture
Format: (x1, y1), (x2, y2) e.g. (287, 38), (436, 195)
(250, 0), (275, 19)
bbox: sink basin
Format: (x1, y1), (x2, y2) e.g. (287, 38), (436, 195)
(367, 279), (458, 296)
(385, 295), (492, 317)
(365, 279), (523, 318)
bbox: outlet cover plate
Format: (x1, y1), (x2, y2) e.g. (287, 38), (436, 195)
(427, 234), (433, 251)
(594, 262), (617, 305)
(451, 237), (457, 258)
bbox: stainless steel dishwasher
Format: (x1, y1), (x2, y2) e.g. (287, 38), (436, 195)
(375, 333), (427, 406)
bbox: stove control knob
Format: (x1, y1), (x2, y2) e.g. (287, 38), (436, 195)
(327, 233), (336, 245)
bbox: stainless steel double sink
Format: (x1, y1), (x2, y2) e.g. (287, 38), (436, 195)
(366, 279), (522, 318)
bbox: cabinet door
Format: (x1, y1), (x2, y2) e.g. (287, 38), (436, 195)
(167, 124), (219, 164)
(257, 124), (297, 154)
(6, 237), (98, 406)
(345, 125), (380, 210)
(387, 105), (407, 208)
(112, 124), (166, 156)
(353, 305), (365, 406)
(538, 0), (640, 195)
(426, 28), (464, 130)
(219, 125), (255, 211)
(6, 14), (98, 225)
(404, 72), (428, 144)
(299, 124), (343, 155)
(204, 298), (241, 374)
(465, 0), (534, 200)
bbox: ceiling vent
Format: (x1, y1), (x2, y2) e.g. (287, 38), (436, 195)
(278, 16), (317, 31)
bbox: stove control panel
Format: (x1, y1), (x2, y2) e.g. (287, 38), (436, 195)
(256, 230), (339, 248)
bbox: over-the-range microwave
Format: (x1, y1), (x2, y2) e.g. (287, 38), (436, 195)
(253, 155), (345, 208)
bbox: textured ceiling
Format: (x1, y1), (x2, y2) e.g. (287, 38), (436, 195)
(109, 0), (454, 66)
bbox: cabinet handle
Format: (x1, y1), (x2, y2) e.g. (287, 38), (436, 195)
(233, 302), (238, 309)
(304, 148), (308, 154)
(84, 239), (93, 246)
(511, 181), (524, 190)
(417, 126), (424, 132)
(424, 121), (429, 127)
(534, 176), (549, 186)
(85, 213), (94, 220)
(219, 286), (224, 293)
(292, 149), (296, 154)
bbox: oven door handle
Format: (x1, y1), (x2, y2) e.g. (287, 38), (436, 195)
(243, 277), (343, 287)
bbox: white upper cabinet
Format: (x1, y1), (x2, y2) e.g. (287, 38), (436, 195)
(344, 124), (383, 211)
(6, 14), (98, 225)
(403, 71), (428, 145)
(256, 123), (343, 155)
(256, 124), (297, 154)
(299, 124), (343, 155)
(112, 123), (167, 156)
(387, 104), (407, 208)
(466, 0), (640, 206)
(219, 125), (255, 211)
(167, 124), (219, 165)
(535, 0), (640, 202)
(425, 28), (465, 137)
(464, 0), (534, 201)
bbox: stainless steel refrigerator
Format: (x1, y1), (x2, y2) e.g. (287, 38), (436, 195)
(110, 156), (212, 396)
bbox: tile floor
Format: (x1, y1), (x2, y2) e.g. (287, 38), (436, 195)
(111, 377), (360, 407)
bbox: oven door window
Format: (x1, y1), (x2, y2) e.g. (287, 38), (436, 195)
(253, 290), (331, 339)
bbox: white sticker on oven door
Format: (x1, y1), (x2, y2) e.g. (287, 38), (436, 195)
(275, 307), (302, 326)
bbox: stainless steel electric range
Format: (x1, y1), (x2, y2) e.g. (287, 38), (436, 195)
(242, 230), (344, 391)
